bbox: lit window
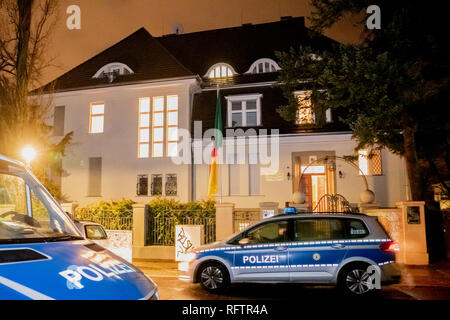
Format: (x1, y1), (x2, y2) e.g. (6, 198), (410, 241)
(151, 174), (162, 196)
(166, 95), (178, 157)
(165, 174), (177, 196)
(226, 94), (262, 127)
(152, 96), (164, 157)
(295, 91), (314, 125)
(206, 63), (236, 78)
(138, 98), (150, 158)
(358, 149), (383, 175)
(246, 58), (281, 74)
(89, 103), (104, 133)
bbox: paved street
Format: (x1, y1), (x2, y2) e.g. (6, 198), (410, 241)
(135, 261), (450, 300)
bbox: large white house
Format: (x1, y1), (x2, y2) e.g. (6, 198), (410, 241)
(41, 17), (410, 209)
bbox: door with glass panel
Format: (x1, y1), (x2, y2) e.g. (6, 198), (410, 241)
(232, 220), (290, 282)
(289, 218), (348, 282)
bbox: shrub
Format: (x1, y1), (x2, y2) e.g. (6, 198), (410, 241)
(146, 198), (216, 245)
(76, 198), (134, 218)
(146, 197), (215, 219)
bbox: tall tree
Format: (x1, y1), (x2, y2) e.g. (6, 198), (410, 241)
(0, 0), (72, 200)
(277, 0), (449, 204)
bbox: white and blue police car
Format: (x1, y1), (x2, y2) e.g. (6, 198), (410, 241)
(189, 207), (401, 295)
(0, 154), (158, 300)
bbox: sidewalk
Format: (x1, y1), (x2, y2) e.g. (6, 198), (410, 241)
(133, 260), (181, 277)
(392, 261), (450, 300)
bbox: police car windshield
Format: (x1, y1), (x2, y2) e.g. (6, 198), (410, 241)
(0, 167), (82, 244)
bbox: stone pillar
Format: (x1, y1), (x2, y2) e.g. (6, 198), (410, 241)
(396, 201), (429, 265)
(259, 202), (279, 219)
(132, 204), (147, 247)
(215, 203), (235, 241)
(61, 202), (78, 220)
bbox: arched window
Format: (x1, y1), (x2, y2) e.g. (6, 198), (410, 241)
(205, 63), (237, 78)
(92, 62), (134, 79)
(246, 58), (280, 74)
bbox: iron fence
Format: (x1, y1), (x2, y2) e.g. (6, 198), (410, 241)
(75, 211), (133, 230)
(147, 212), (215, 246)
(233, 209), (261, 233)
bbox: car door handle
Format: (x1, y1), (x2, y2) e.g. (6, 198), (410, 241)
(331, 244), (345, 249)
(274, 246), (288, 251)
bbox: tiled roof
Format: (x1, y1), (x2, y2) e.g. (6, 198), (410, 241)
(39, 17), (337, 93)
(39, 28), (195, 93)
(157, 17), (336, 77)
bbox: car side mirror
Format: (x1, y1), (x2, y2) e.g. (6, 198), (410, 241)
(238, 238), (251, 246)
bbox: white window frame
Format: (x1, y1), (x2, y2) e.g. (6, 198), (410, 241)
(152, 96), (165, 158)
(89, 102), (105, 134)
(166, 95), (179, 157)
(205, 62), (237, 78)
(138, 97), (150, 158)
(245, 58), (281, 74)
(225, 94), (262, 128)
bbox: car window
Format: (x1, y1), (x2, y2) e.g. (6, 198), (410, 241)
(246, 220), (289, 244)
(294, 218), (346, 241)
(85, 225), (107, 240)
(0, 172), (80, 242)
(346, 219), (369, 238)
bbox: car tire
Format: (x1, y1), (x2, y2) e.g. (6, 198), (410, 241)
(198, 261), (229, 293)
(337, 262), (376, 296)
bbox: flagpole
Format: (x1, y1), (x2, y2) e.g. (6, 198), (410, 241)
(217, 85), (223, 204)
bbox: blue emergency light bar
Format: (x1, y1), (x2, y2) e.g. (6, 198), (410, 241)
(284, 207), (297, 214)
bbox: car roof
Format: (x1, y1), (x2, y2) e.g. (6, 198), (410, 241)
(73, 220), (103, 226)
(0, 154), (26, 170)
(268, 212), (369, 221)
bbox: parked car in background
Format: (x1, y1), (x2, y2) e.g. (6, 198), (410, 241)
(189, 209), (401, 295)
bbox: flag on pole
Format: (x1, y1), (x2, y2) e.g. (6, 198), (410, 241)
(207, 87), (222, 197)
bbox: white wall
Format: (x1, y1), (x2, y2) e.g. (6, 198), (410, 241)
(193, 132), (409, 208)
(48, 79), (197, 206)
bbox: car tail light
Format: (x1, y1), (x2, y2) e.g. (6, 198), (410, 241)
(380, 241), (400, 252)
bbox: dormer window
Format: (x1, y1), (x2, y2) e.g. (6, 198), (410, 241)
(246, 58), (280, 74)
(92, 62), (134, 82)
(205, 63), (237, 78)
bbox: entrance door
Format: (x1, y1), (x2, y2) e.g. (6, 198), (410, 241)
(300, 165), (327, 211)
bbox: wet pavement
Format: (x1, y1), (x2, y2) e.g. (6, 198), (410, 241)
(134, 260), (450, 300)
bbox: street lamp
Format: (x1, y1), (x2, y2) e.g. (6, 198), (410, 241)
(21, 146), (36, 166)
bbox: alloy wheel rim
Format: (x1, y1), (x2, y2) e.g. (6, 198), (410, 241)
(201, 266), (224, 289)
(345, 268), (371, 294)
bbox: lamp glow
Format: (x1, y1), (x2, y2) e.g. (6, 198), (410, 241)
(21, 146), (36, 165)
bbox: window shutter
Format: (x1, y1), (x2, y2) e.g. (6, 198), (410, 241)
(88, 157), (102, 196)
(53, 106), (65, 136)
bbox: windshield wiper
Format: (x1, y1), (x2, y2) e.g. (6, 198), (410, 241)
(43, 235), (85, 242)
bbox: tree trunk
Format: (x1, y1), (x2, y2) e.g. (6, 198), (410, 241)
(402, 111), (424, 201)
(15, 0), (33, 97)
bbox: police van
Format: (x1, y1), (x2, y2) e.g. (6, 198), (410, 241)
(0, 154), (158, 300)
(189, 209), (401, 295)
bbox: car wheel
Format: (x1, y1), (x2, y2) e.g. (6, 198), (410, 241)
(338, 263), (374, 296)
(198, 262), (229, 292)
